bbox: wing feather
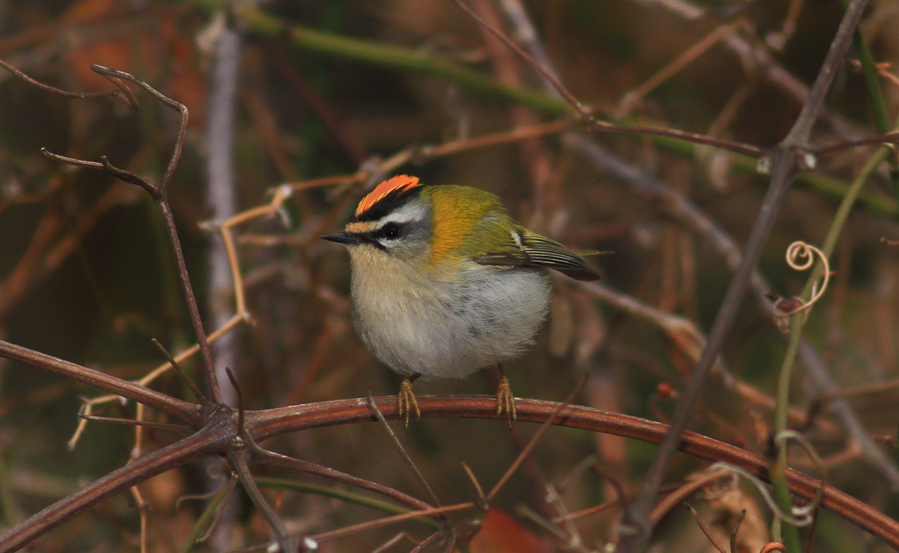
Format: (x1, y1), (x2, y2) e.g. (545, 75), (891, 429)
(473, 228), (600, 281)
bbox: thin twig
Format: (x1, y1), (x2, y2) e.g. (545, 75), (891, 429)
(449, 0), (764, 158)
(460, 462), (487, 508)
(804, 508), (819, 553)
(229, 449), (293, 552)
(303, 502), (473, 545)
(648, 468), (737, 526)
(366, 395), (443, 509)
(617, 18), (748, 116)
(151, 339), (207, 404)
(0, 59), (138, 107)
(0, 340), (196, 421)
(194, 476), (238, 546)
(68, 314), (244, 450)
(686, 504), (728, 553)
(730, 509), (747, 553)
(412, 528), (455, 553)
(517, 503), (582, 548)
(1, 423), (229, 552)
(77, 413), (191, 433)
(252, 448), (433, 512)
(488, 374), (589, 501)
(254, 477), (437, 527)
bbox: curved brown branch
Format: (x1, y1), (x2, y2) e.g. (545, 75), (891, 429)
(0, 421), (230, 553)
(0, 340), (197, 422)
(248, 396), (899, 548)
(1, 389), (896, 552)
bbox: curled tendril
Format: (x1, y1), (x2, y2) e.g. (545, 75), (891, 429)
(697, 470), (740, 502)
(774, 430), (827, 520)
(773, 241), (830, 318)
(705, 457), (823, 528)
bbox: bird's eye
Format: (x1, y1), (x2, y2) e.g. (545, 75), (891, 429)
(382, 223), (401, 239)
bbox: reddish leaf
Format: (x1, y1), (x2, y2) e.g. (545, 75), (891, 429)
(468, 509), (549, 553)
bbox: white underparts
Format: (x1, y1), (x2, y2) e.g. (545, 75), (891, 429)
(348, 248), (552, 379)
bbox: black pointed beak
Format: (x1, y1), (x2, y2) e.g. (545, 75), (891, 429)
(321, 232), (362, 245)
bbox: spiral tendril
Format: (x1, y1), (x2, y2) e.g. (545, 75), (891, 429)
(773, 241), (830, 318)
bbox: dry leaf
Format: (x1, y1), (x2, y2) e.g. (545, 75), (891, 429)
(469, 509), (550, 553)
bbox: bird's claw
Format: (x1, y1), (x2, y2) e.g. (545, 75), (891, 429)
(397, 378), (420, 431)
(496, 376), (517, 430)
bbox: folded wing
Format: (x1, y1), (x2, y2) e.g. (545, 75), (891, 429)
(473, 229), (600, 282)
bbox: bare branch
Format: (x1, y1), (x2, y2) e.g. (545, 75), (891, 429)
(450, 0), (764, 157)
(0, 59), (138, 107)
(0, 340), (197, 422)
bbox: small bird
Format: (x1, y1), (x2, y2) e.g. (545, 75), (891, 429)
(322, 175), (600, 427)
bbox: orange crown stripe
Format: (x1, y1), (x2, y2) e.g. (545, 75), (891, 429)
(355, 175), (421, 218)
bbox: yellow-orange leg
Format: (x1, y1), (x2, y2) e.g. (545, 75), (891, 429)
(397, 375), (421, 430)
(495, 365), (517, 429)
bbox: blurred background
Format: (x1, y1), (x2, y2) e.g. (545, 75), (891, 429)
(2, 0), (899, 551)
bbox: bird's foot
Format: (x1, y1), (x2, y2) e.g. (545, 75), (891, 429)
(495, 376), (517, 429)
(397, 378), (421, 431)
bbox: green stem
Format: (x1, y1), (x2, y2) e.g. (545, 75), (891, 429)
(847, 20), (889, 136)
(0, 451), (19, 526)
(231, 3), (568, 116)
(770, 459), (803, 553)
(191, 1), (899, 219)
(180, 476), (233, 553)
(837, 0), (899, 198)
(254, 477), (440, 529)
(771, 146), (892, 551)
